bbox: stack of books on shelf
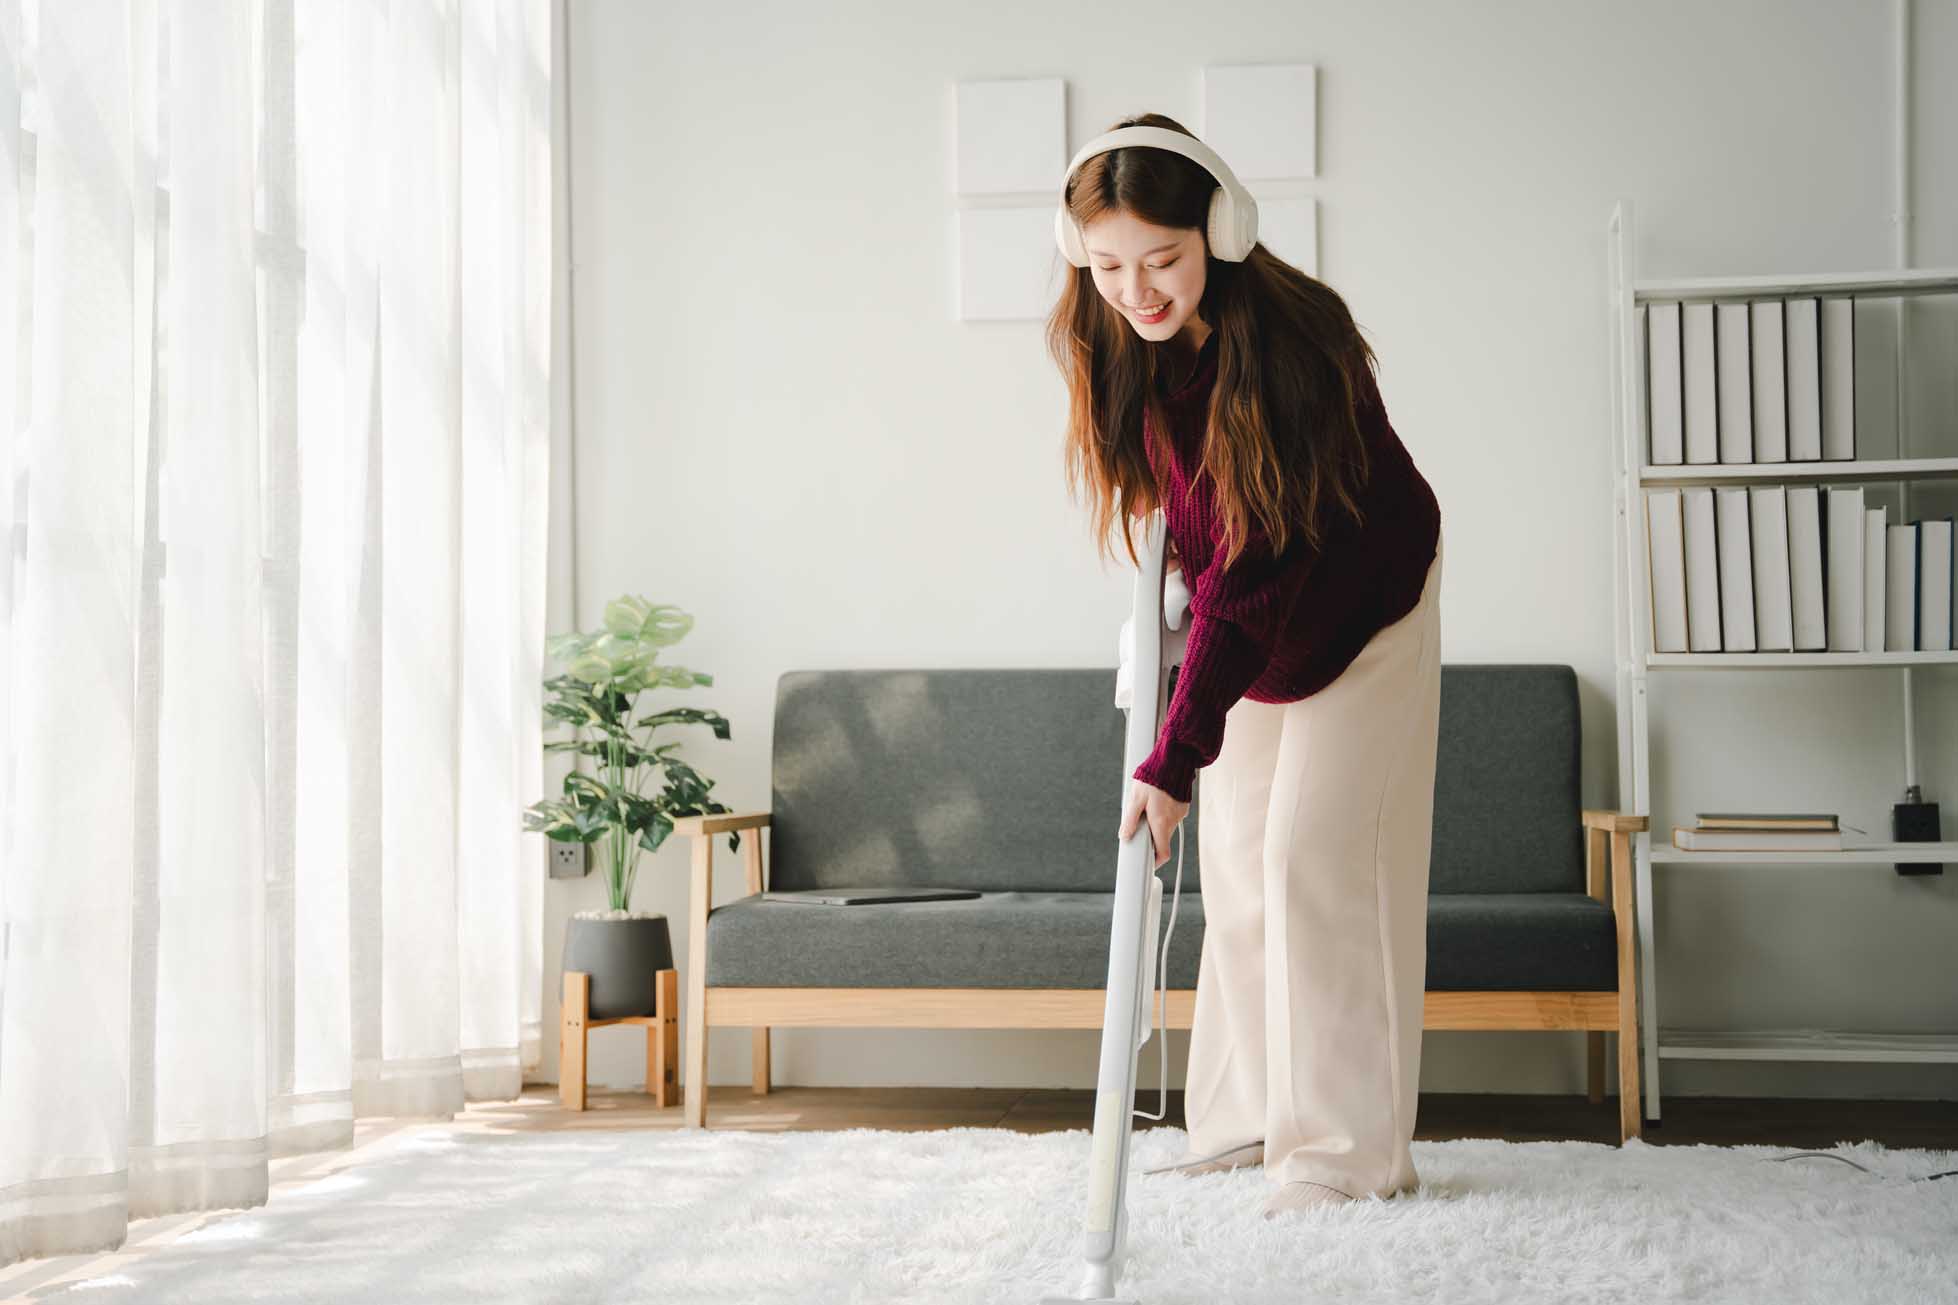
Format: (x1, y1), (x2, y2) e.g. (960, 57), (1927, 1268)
(1643, 296), (1854, 466)
(1640, 295), (1954, 655)
(1672, 813), (1843, 852)
(1644, 485), (1953, 653)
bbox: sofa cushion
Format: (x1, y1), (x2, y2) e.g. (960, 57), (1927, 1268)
(767, 669), (1190, 895)
(1423, 893), (1617, 991)
(704, 887), (1618, 993)
(764, 664), (1586, 899)
(1430, 665), (1586, 895)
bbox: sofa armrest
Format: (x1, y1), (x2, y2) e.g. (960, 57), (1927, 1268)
(1580, 810), (1648, 834)
(1582, 810), (1640, 1030)
(1582, 811), (1644, 906)
(1580, 820), (1645, 1140)
(677, 811), (772, 1128)
(672, 811), (772, 838)
(673, 811), (772, 915)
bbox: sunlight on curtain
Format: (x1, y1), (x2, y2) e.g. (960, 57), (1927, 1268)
(0, 0), (552, 1263)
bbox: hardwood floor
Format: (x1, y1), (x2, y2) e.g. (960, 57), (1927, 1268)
(467, 1084), (1958, 1152)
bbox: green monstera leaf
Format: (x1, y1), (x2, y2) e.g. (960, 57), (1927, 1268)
(603, 596), (694, 648)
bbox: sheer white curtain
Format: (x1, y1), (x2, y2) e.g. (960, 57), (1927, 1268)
(0, 0), (552, 1263)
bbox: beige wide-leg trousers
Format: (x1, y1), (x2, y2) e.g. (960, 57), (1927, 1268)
(1182, 535), (1443, 1200)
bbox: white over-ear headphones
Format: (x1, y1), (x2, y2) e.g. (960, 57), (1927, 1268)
(1054, 126), (1260, 267)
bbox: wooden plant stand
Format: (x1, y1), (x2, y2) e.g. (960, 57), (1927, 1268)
(559, 968), (679, 1111)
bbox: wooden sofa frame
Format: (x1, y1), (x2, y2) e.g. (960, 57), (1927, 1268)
(585, 808), (1647, 1142)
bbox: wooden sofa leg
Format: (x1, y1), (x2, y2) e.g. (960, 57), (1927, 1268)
(1584, 822), (1608, 1108)
(1616, 1023), (1642, 1143)
(560, 971), (590, 1112)
(685, 835), (711, 1128)
(650, 968), (679, 1108)
(1612, 829), (1642, 1143)
(742, 828), (769, 1097)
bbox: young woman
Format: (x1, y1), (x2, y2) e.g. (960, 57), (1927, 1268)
(1049, 114), (1444, 1219)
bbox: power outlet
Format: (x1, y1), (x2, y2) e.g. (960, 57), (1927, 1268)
(549, 841), (589, 880)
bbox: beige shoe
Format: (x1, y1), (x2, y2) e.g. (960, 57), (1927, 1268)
(1261, 1181), (1356, 1219)
(1142, 1140), (1265, 1176)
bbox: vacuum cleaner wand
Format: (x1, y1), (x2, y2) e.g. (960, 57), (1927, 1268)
(1039, 510), (1175, 1305)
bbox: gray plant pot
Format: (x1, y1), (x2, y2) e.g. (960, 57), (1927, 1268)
(562, 914), (675, 1020)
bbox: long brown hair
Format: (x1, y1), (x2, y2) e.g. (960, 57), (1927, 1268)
(1049, 113), (1377, 571)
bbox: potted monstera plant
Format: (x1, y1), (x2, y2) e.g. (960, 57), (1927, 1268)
(525, 595), (741, 1019)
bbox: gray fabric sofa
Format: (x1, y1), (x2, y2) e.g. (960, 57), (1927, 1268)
(667, 664), (1645, 1141)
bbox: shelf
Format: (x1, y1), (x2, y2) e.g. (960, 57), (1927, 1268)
(1607, 202), (1957, 1126)
(1638, 457), (1958, 486)
(1656, 1029), (1958, 1064)
(1650, 842), (1958, 864)
(1645, 650), (1958, 669)
(1632, 267), (1958, 303)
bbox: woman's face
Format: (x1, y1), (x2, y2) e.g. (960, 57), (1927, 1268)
(1081, 211), (1208, 344)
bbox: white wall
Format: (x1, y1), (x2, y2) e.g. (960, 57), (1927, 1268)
(541, 0), (1958, 1103)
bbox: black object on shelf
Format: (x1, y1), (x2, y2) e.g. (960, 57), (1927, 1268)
(1893, 786), (1943, 877)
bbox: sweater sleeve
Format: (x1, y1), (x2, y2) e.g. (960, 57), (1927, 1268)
(1131, 516), (1317, 802)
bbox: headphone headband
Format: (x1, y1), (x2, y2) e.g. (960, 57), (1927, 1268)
(1054, 126), (1259, 267)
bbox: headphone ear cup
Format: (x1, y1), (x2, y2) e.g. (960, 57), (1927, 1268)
(1206, 187), (1232, 260)
(1206, 185), (1257, 262)
(1055, 206), (1087, 267)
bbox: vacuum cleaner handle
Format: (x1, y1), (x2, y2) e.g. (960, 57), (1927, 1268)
(1040, 509), (1172, 1305)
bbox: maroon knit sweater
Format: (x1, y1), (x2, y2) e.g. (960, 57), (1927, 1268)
(1131, 330), (1442, 803)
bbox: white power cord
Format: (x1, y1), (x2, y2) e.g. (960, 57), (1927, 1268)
(1087, 545), (1222, 1187)
(1117, 542), (1190, 1129)
(1763, 1151), (1955, 1182)
(1131, 769), (1189, 1126)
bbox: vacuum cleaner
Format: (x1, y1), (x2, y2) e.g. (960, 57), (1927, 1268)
(1041, 508), (1191, 1305)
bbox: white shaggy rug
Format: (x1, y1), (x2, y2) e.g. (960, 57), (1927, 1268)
(51, 1125), (1958, 1304)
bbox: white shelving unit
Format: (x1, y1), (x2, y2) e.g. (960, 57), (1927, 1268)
(1604, 199), (1958, 1124)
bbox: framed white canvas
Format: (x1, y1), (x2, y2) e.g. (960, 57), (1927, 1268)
(1251, 194), (1317, 275)
(1200, 63), (1317, 180)
(955, 207), (1063, 321)
(953, 77), (1065, 197)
